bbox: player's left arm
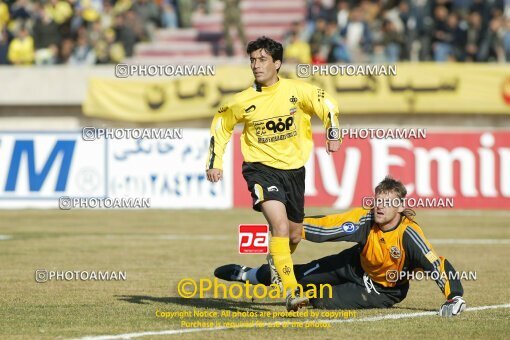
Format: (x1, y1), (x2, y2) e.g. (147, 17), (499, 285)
(403, 226), (466, 317)
(301, 84), (341, 154)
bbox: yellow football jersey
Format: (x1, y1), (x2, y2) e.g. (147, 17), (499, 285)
(206, 77), (340, 170)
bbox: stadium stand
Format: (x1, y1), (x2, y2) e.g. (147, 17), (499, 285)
(1, 0), (509, 66)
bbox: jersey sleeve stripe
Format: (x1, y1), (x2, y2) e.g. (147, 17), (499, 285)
(208, 136), (215, 169)
(406, 227), (431, 255)
(304, 215), (370, 234)
(304, 225), (344, 236)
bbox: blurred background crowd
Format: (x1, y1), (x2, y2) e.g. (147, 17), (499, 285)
(0, 0), (508, 66)
(0, 0), (186, 65)
(288, 0), (510, 64)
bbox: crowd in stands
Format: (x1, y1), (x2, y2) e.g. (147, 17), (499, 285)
(284, 0), (510, 63)
(0, 0), (508, 65)
(0, 0), (185, 65)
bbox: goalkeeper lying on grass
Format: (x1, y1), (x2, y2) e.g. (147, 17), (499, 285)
(215, 176), (466, 317)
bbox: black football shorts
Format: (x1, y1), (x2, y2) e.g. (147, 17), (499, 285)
(241, 162), (305, 223)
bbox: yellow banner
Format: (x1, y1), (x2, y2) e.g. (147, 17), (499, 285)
(83, 63), (510, 122)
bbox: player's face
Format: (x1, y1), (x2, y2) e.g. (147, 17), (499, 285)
(249, 48), (281, 86)
(374, 191), (404, 227)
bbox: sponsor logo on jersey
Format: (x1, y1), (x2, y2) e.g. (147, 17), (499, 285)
(289, 95), (298, 104)
(267, 186), (279, 192)
(390, 246), (401, 259)
(253, 114), (297, 143)
(244, 104), (256, 113)
(341, 222), (359, 233)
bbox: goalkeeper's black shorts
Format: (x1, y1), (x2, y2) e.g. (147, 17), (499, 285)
(241, 161), (305, 223)
(256, 245), (409, 309)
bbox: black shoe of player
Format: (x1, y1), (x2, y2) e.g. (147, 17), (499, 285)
(214, 264), (252, 283)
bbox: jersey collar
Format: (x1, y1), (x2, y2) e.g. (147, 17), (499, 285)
(377, 215), (403, 233)
(253, 77), (282, 93)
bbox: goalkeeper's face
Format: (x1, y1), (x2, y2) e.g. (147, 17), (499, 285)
(249, 48), (281, 86)
(374, 191), (404, 226)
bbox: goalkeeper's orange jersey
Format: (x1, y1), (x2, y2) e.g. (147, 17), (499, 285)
(302, 208), (464, 299)
(206, 77), (340, 170)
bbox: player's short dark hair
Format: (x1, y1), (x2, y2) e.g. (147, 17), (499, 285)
(375, 176), (407, 199)
(246, 36), (283, 65)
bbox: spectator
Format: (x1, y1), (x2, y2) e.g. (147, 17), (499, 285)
(479, 17), (505, 61)
(503, 19), (510, 62)
(432, 6), (453, 61)
(341, 6), (372, 62)
(69, 33), (95, 65)
(161, 1), (178, 29)
(336, 1), (350, 31)
(33, 7), (60, 50)
(58, 36), (74, 63)
(177, 0), (192, 28)
(222, 0), (246, 56)
(10, 0), (32, 22)
(284, 31), (312, 64)
(133, 0), (160, 40)
(33, 6), (60, 65)
(100, 0), (114, 30)
(125, 9), (145, 41)
(7, 25), (34, 65)
(448, 12), (468, 61)
(283, 21), (308, 46)
(45, 0), (73, 27)
(0, 26), (8, 64)
(306, 0), (327, 39)
(309, 17), (327, 63)
(382, 19), (405, 62)
(324, 20), (349, 62)
(0, 0), (9, 30)
(114, 13), (136, 57)
(466, 11), (483, 61)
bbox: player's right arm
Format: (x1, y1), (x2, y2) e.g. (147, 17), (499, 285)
(302, 208), (372, 243)
(206, 102), (242, 182)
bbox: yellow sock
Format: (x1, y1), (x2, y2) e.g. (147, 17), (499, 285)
(270, 237), (298, 292)
(289, 242), (298, 254)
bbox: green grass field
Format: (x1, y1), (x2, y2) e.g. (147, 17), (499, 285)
(0, 208), (509, 339)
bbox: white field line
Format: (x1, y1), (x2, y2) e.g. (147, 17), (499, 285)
(76, 303), (510, 340)
(420, 210), (510, 216)
(429, 239), (510, 244)
(0, 235), (12, 240)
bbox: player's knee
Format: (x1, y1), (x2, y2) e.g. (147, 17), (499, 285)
(289, 232), (301, 245)
(270, 220), (290, 236)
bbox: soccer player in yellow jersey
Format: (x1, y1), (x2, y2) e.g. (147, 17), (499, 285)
(206, 36), (341, 311)
(215, 177), (467, 317)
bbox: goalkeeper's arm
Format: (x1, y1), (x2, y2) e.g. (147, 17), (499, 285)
(403, 226), (466, 316)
